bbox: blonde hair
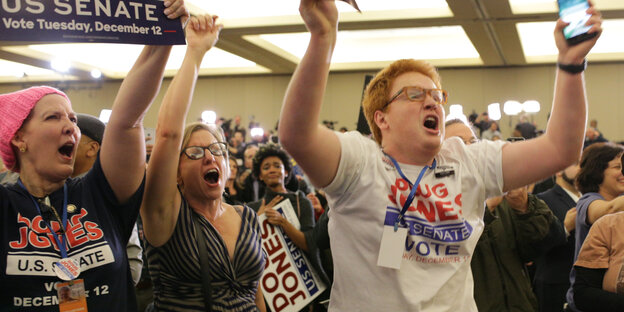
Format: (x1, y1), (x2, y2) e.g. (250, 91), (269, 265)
(362, 59), (441, 145)
(181, 122), (226, 151)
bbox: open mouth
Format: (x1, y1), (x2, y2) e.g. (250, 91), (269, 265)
(423, 116), (438, 130)
(58, 143), (74, 158)
(204, 169), (220, 184)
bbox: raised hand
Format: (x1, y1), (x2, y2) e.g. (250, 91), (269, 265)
(299, 0), (338, 37)
(257, 195), (284, 216)
(186, 14), (223, 54)
(307, 193), (324, 214)
(554, 1), (602, 64)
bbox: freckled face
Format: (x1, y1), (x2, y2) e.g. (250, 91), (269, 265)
(381, 72), (446, 154)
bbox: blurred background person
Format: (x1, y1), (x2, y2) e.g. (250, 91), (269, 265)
(567, 142), (624, 311)
(534, 162), (580, 312)
(247, 144), (315, 253)
(571, 211), (624, 311)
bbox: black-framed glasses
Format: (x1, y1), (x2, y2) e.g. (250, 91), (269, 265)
(385, 86), (448, 108)
(181, 142), (228, 160)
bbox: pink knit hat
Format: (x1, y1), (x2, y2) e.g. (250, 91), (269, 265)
(0, 86), (71, 172)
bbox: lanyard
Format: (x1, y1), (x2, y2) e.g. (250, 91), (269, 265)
(18, 179), (69, 258)
(385, 154), (436, 232)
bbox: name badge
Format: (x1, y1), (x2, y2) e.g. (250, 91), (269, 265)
(53, 258), (81, 281)
(434, 165), (455, 178)
(57, 279), (88, 312)
(377, 225), (408, 269)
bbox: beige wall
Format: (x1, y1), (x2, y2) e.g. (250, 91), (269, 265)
(1, 62), (622, 142)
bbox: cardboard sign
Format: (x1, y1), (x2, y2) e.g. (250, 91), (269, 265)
(259, 199), (326, 312)
(0, 0), (184, 44)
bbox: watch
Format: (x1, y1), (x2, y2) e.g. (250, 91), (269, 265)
(557, 59), (587, 74)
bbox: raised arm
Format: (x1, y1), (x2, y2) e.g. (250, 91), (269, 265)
(501, 6), (602, 191)
(141, 15), (222, 246)
(279, 0), (341, 188)
(100, 0), (188, 203)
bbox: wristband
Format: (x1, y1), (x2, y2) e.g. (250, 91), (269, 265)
(557, 59), (586, 74)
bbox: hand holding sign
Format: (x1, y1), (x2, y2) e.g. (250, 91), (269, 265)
(265, 207), (288, 227)
(164, 0), (190, 20)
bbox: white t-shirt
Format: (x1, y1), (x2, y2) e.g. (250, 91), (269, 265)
(325, 132), (505, 312)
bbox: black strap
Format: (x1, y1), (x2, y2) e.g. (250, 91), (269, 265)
(193, 213), (213, 312)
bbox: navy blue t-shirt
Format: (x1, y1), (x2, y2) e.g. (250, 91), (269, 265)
(0, 157), (143, 311)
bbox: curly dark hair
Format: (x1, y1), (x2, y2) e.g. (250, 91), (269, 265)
(576, 142), (624, 194)
(252, 143), (292, 181)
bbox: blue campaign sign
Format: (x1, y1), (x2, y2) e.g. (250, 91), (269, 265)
(0, 0), (185, 45)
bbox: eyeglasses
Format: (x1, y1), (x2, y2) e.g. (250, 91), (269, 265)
(385, 86), (448, 108)
(181, 142), (228, 160)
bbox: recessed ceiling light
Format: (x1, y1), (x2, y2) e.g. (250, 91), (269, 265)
(509, 0), (624, 14)
(186, 0), (450, 20)
(90, 69), (102, 79)
(517, 19), (624, 63)
(251, 26), (480, 66)
(50, 58), (71, 72)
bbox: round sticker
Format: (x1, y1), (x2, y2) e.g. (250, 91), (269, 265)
(53, 258), (81, 281)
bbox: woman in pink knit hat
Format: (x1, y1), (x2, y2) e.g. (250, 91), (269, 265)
(0, 1), (189, 311)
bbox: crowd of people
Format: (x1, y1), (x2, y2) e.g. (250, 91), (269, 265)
(0, 0), (621, 311)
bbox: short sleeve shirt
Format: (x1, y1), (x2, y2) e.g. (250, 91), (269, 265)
(323, 131), (505, 311)
(575, 212), (624, 295)
(0, 157), (143, 311)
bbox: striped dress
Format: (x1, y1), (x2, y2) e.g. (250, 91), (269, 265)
(145, 197), (265, 311)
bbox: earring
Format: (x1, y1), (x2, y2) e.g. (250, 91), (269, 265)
(19, 147), (26, 153)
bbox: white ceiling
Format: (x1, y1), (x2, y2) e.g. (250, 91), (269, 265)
(0, 0), (623, 83)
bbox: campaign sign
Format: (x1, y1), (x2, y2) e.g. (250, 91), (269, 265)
(0, 0), (184, 44)
(259, 200), (326, 312)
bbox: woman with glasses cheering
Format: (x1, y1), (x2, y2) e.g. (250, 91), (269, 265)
(140, 14), (266, 312)
(0, 1), (188, 311)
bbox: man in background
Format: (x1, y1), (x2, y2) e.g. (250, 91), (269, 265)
(534, 163), (580, 311)
(446, 120), (565, 311)
(74, 113), (143, 286)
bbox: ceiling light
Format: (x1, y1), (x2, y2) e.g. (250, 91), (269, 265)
(50, 58), (71, 73)
(517, 19), (624, 63)
(21, 44), (259, 78)
(90, 69), (102, 79)
(253, 26), (481, 66)
(510, 0), (624, 14)
(99, 109), (112, 123)
(488, 103), (502, 121)
(503, 101), (522, 116)
(446, 104), (467, 123)
(202, 110), (217, 124)
(0, 60), (60, 79)
(522, 100), (541, 113)
(449, 104), (464, 116)
(250, 127), (264, 138)
(185, 0), (450, 20)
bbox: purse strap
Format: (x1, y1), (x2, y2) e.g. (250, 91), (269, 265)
(193, 213), (213, 312)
